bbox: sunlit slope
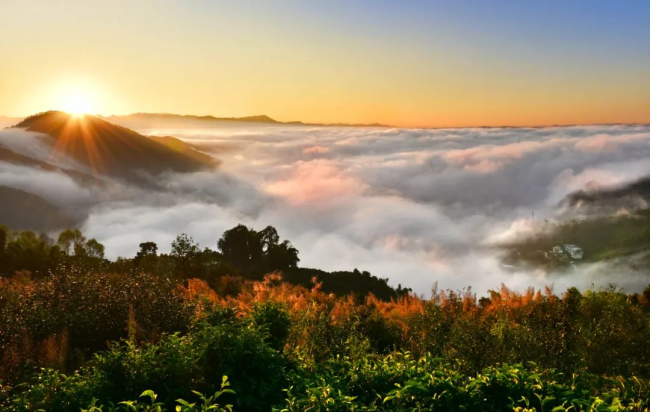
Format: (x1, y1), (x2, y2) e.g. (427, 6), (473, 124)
(147, 135), (218, 167)
(13, 111), (216, 181)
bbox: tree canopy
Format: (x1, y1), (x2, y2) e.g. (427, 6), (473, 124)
(0, 223), (405, 300)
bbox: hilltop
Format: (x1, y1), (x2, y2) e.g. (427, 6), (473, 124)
(12, 111), (217, 181)
(0, 112), (222, 230)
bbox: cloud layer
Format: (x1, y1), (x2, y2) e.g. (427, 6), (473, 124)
(3, 124), (650, 295)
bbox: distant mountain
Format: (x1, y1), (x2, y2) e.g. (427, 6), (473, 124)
(106, 112), (279, 127)
(12, 111), (217, 183)
(0, 186), (75, 231)
(106, 112), (391, 129)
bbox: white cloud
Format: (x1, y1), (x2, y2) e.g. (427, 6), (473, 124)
(0, 162), (95, 212)
(8, 122), (650, 295)
(0, 128), (90, 171)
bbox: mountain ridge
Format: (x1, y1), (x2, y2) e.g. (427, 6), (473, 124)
(104, 112), (391, 129)
(11, 111), (216, 183)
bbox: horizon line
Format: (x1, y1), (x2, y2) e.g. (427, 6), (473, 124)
(3, 110), (650, 130)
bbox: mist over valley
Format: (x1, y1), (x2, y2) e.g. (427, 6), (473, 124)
(2, 111), (650, 295)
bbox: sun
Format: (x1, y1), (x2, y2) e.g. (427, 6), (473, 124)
(59, 89), (96, 116)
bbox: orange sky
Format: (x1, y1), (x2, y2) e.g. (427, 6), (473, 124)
(1, 1), (649, 128)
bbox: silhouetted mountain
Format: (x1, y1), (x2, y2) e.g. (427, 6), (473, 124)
(106, 112), (391, 129)
(0, 186), (75, 231)
(105, 113), (280, 129)
(111, 112), (279, 124)
(12, 111), (216, 183)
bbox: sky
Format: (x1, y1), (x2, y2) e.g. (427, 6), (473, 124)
(1, 0), (650, 127)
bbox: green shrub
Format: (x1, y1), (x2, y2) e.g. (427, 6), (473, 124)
(196, 322), (285, 411)
(250, 302), (291, 352)
(279, 353), (650, 411)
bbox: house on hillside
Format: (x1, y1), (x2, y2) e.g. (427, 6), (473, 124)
(563, 244), (583, 260)
(549, 244), (584, 261)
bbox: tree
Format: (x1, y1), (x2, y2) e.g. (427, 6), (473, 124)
(171, 234), (200, 277)
(218, 224), (259, 270)
(0, 225), (7, 259)
(85, 238), (105, 259)
(265, 240), (299, 270)
(134, 242), (158, 267)
(1, 230), (61, 275)
(218, 224), (299, 278)
(139, 241), (158, 257)
(259, 226), (280, 252)
(57, 229), (86, 256)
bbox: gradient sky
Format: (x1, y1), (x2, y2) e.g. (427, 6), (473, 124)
(1, 0), (650, 127)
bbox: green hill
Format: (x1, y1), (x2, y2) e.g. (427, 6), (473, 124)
(501, 210), (650, 269)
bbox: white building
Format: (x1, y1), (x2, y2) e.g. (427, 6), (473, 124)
(563, 244), (583, 260)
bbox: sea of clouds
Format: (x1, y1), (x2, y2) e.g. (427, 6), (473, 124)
(2, 123), (650, 295)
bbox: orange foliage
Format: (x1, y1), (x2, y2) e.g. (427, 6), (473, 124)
(178, 278), (220, 303)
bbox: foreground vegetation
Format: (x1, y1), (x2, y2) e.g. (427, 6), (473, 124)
(1, 225), (649, 410)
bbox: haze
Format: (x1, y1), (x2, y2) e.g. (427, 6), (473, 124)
(3, 120), (650, 295)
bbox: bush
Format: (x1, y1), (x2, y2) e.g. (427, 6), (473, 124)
(280, 353), (650, 411)
(250, 302), (291, 352)
(0, 268), (194, 383)
(1, 259), (649, 411)
(196, 322), (285, 411)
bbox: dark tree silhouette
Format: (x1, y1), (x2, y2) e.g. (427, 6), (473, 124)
(218, 225), (299, 278)
(218, 224), (257, 270)
(134, 241), (158, 267)
(171, 234), (200, 277)
(0, 223), (406, 300)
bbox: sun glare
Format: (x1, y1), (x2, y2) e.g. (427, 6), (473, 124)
(59, 89), (96, 116)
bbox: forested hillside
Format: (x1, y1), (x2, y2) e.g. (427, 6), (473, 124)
(0, 224), (404, 301)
